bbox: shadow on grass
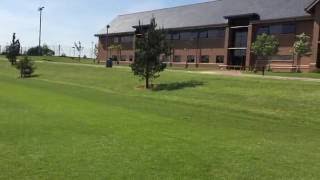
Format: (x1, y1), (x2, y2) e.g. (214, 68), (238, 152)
(19, 74), (40, 79)
(41, 59), (53, 62)
(153, 80), (205, 91)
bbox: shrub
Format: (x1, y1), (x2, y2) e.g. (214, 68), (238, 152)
(16, 56), (36, 78)
(27, 45), (55, 56)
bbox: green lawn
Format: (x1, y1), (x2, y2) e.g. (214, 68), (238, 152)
(0, 56), (320, 179)
(0, 55), (96, 64)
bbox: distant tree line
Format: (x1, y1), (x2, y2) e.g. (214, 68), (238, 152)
(1, 44), (55, 56)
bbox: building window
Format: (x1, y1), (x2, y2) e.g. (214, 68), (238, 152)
(129, 55), (134, 61)
(199, 31), (208, 38)
(257, 26), (269, 35)
(187, 55), (195, 63)
(180, 32), (198, 40)
(234, 31), (248, 47)
(113, 37), (120, 43)
(234, 49), (246, 57)
(200, 55), (209, 63)
(270, 24), (296, 35)
(216, 56), (224, 63)
(282, 24), (296, 34)
(121, 36), (133, 43)
(173, 55), (181, 62)
(172, 33), (180, 40)
(120, 55), (127, 61)
(270, 25), (282, 34)
(112, 55), (118, 61)
(166, 34), (172, 40)
(208, 28), (225, 38)
(267, 55), (293, 60)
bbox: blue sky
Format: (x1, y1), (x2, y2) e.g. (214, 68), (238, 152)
(0, 0), (209, 50)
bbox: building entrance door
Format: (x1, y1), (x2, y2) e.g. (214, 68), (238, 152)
(230, 49), (246, 67)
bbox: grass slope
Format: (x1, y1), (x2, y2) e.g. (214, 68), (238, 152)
(0, 55), (95, 64)
(0, 58), (320, 179)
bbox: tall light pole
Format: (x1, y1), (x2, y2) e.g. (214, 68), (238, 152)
(38, 6), (45, 55)
(106, 25), (110, 59)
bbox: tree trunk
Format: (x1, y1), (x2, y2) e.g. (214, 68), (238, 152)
(297, 55), (301, 73)
(20, 68), (23, 78)
(145, 75), (149, 89)
(145, 63), (150, 89)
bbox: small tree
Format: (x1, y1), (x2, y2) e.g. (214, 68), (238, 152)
(251, 33), (279, 73)
(16, 56), (36, 78)
(94, 44), (99, 64)
(74, 41), (83, 61)
(6, 33), (20, 65)
(293, 33), (311, 73)
(130, 18), (171, 89)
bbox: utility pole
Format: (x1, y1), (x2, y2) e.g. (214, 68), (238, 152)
(106, 25), (110, 59)
(38, 6), (45, 56)
(58, 44), (61, 56)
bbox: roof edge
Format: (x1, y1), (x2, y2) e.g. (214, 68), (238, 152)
(305, 0), (320, 13)
(117, 0), (220, 17)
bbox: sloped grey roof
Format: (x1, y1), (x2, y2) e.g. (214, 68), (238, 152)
(96, 0), (314, 36)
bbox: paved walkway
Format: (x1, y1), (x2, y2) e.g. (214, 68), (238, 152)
(2, 59), (319, 83)
(192, 71), (320, 82)
(35, 61), (320, 83)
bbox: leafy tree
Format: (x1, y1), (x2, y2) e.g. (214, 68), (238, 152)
(293, 33), (311, 72)
(27, 45), (55, 56)
(130, 18), (171, 89)
(16, 56), (36, 78)
(251, 33), (279, 72)
(6, 33), (21, 65)
(94, 44), (99, 63)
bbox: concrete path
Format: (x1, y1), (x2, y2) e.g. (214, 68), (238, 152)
(192, 71), (320, 83)
(2, 59), (319, 83)
(36, 61), (320, 83)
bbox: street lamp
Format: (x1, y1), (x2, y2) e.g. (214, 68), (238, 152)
(106, 25), (110, 59)
(38, 6), (45, 55)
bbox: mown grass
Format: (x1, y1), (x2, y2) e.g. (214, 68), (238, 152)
(0, 56), (320, 179)
(0, 55), (95, 64)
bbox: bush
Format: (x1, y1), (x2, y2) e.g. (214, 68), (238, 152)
(27, 45), (55, 56)
(83, 55), (87, 59)
(16, 56), (36, 78)
(60, 53), (67, 57)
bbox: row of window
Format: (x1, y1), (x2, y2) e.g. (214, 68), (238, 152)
(167, 29), (225, 40)
(112, 36), (134, 43)
(109, 23), (295, 44)
(257, 24), (296, 35)
(110, 54), (224, 63)
(171, 55), (224, 64)
(256, 55), (293, 61)
(111, 55), (134, 61)
(110, 29), (226, 43)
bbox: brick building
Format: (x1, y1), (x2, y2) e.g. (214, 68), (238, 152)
(95, 0), (320, 72)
